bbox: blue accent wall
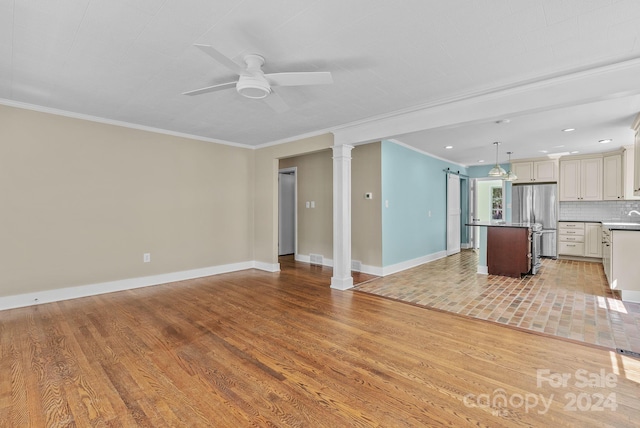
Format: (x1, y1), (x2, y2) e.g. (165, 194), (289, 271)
(381, 141), (468, 267)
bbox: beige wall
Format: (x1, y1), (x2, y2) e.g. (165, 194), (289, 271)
(253, 134), (334, 265)
(352, 142), (382, 267)
(280, 150), (333, 259)
(0, 105), (254, 297)
(278, 142), (382, 267)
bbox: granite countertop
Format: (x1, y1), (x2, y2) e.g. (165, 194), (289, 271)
(600, 221), (640, 231)
(559, 219), (640, 231)
(465, 221), (540, 228)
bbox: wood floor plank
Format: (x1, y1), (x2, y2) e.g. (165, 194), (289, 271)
(1, 258), (639, 426)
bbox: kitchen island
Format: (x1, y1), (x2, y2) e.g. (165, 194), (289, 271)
(466, 221), (540, 278)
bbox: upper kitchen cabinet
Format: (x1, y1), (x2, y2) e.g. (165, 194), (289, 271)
(633, 113), (640, 196)
(559, 157), (602, 201)
(511, 159), (558, 183)
(603, 152), (624, 200)
(624, 146), (640, 200)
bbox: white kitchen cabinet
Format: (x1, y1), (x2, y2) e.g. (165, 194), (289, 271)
(603, 153), (623, 200)
(584, 223), (602, 258)
(558, 222), (585, 256)
(559, 160), (580, 201)
(634, 118), (640, 196)
(558, 221), (601, 259)
(559, 157), (602, 201)
(512, 160), (557, 183)
(512, 162), (533, 183)
(623, 146), (640, 200)
(602, 227), (611, 283)
(611, 230), (640, 302)
(581, 158), (603, 200)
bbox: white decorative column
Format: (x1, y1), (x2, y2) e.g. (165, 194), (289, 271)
(331, 144), (354, 290)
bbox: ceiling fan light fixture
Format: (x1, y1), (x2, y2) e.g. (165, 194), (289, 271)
(236, 74), (271, 99)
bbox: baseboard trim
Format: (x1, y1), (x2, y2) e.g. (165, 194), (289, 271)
(254, 261), (281, 272)
(0, 260), (279, 311)
(295, 253), (334, 267)
(295, 254), (384, 277)
(360, 264), (384, 276)
(477, 266), (488, 275)
(381, 251), (448, 276)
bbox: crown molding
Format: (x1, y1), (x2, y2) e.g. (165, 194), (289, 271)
(632, 112), (640, 131)
(0, 98), (253, 149)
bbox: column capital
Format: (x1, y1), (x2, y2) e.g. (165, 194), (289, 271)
(331, 144), (354, 158)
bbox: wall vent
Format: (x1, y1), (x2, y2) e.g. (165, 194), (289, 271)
(309, 254), (323, 266)
(351, 260), (362, 272)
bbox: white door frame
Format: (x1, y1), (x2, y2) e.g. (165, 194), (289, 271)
(446, 173), (461, 256)
(278, 167), (297, 256)
(471, 177), (506, 248)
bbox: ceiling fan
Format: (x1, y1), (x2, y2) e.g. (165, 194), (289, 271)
(183, 44), (334, 112)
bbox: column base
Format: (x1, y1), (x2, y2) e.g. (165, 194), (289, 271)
(330, 276), (354, 290)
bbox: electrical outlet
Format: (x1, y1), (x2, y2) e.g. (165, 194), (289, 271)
(143, 253), (151, 263)
(311, 201), (315, 208)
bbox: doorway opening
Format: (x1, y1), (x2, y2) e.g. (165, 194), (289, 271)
(278, 168), (297, 256)
(470, 178), (505, 249)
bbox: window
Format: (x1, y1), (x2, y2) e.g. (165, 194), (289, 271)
(491, 186), (503, 220)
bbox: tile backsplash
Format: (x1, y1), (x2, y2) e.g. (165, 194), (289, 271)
(559, 200), (640, 221)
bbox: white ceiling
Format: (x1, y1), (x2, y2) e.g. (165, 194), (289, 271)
(3, 0), (640, 165)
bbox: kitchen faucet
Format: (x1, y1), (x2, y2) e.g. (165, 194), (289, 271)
(628, 210), (640, 216)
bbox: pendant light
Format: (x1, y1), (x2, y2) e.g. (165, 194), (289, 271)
(488, 141), (506, 177)
(503, 151), (518, 181)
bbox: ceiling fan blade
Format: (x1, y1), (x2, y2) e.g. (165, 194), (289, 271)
(263, 91), (290, 113)
(266, 71), (333, 87)
(182, 81), (237, 96)
(193, 44), (244, 75)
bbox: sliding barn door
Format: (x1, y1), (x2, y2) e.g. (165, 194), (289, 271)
(447, 173), (461, 255)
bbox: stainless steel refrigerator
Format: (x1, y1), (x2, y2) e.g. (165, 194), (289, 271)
(512, 183), (558, 258)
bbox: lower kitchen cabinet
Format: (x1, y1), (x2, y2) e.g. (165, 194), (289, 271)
(585, 223), (603, 258)
(558, 221), (602, 258)
(558, 222), (584, 256)
(609, 230), (640, 302)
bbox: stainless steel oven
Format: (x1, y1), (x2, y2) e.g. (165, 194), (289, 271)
(530, 224), (543, 275)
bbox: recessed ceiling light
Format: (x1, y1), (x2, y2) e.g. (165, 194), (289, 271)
(445, 145), (453, 149)
(562, 128), (576, 132)
(599, 139), (613, 144)
(478, 160), (485, 163)
(495, 119), (510, 124)
(554, 145), (565, 148)
(539, 150), (549, 153)
(570, 151), (579, 154)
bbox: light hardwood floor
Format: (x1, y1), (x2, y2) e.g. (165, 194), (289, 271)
(1, 259), (639, 427)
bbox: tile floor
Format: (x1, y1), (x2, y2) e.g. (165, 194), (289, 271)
(354, 250), (640, 354)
